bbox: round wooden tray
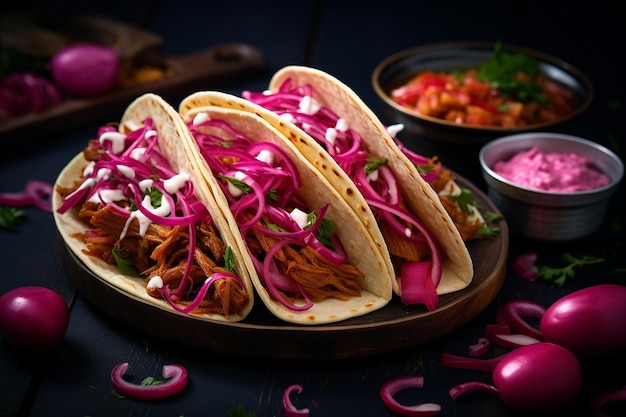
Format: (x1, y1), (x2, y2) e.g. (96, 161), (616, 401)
(58, 175), (508, 360)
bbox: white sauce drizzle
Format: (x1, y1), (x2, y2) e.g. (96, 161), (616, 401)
(139, 179), (153, 192)
(228, 171), (248, 197)
(147, 276), (164, 289)
(99, 131), (127, 155)
(386, 123), (404, 138)
(130, 147), (147, 161)
(193, 112), (211, 126)
(325, 128), (337, 146)
(163, 172), (190, 194)
(280, 113), (296, 124)
(88, 189), (126, 205)
(255, 149), (275, 166)
(117, 165), (135, 179)
(335, 118), (349, 132)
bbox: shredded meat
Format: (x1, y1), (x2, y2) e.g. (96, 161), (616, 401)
(246, 216), (364, 303)
(74, 203), (247, 317)
(439, 197), (485, 241)
(428, 168), (486, 241)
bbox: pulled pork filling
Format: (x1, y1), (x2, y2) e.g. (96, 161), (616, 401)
(246, 215), (363, 303)
(56, 121), (248, 318)
(187, 113), (364, 311)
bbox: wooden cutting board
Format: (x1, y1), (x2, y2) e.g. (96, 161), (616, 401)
(0, 14), (265, 148)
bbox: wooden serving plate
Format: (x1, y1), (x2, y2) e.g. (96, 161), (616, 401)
(57, 172), (508, 360)
(1, 15), (264, 148)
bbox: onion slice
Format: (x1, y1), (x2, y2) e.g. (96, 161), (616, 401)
(380, 375), (442, 416)
(0, 180), (53, 212)
(491, 333), (542, 349)
(468, 336), (490, 358)
(440, 352), (504, 372)
(512, 252), (539, 281)
(282, 384), (310, 417)
(590, 386), (626, 417)
(497, 299), (546, 340)
(110, 362), (188, 401)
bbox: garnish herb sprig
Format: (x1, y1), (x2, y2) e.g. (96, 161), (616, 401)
(477, 42), (548, 104)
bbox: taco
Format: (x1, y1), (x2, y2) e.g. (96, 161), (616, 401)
(53, 93), (254, 322)
(177, 100), (393, 324)
(180, 66), (475, 311)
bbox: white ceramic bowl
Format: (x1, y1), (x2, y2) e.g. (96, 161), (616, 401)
(479, 133), (623, 241)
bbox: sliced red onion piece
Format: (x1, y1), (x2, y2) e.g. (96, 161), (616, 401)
(468, 336), (490, 357)
(484, 323), (510, 340)
(380, 375), (442, 416)
(110, 362), (188, 401)
(400, 261), (438, 310)
(590, 386), (626, 417)
(0, 180), (53, 212)
(440, 352), (504, 372)
(491, 333), (542, 349)
(512, 252), (539, 281)
(161, 272), (246, 314)
(282, 384), (310, 417)
(497, 300), (546, 340)
(449, 381), (501, 401)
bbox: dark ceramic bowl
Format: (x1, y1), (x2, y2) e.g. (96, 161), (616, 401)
(372, 41), (593, 183)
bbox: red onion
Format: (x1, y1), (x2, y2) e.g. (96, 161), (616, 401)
(540, 284), (626, 357)
(380, 375), (442, 416)
(110, 362), (188, 401)
(440, 352), (503, 372)
(497, 299), (546, 340)
(0, 286), (69, 350)
(590, 386), (626, 417)
(512, 252), (539, 281)
(449, 342), (582, 410)
(490, 333), (541, 349)
(0, 72), (62, 117)
(282, 384), (310, 417)
(51, 43), (120, 97)
(468, 336), (490, 357)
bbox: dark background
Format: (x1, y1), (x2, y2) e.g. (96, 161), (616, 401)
(1, 1), (624, 416)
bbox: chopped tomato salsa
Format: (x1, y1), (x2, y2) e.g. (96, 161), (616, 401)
(390, 68), (577, 128)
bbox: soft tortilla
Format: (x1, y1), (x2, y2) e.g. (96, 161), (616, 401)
(53, 93), (255, 322)
(264, 66), (474, 295)
(178, 101), (393, 324)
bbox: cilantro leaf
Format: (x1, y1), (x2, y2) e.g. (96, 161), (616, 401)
(224, 246), (235, 272)
(217, 174), (278, 203)
(0, 206), (26, 230)
(364, 156), (388, 174)
(112, 243), (140, 276)
(477, 41), (548, 104)
(306, 212), (336, 249)
(537, 253), (605, 287)
(227, 405), (256, 417)
(447, 187), (476, 214)
(477, 225), (500, 237)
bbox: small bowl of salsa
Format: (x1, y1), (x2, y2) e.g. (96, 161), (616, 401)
(479, 133), (623, 241)
(372, 41), (593, 183)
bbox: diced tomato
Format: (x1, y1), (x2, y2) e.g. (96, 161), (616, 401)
(390, 67), (576, 127)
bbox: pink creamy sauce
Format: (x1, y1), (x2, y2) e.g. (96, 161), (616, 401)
(494, 146), (611, 192)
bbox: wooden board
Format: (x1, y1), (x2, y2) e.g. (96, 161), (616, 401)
(0, 15), (264, 148)
(57, 172), (508, 360)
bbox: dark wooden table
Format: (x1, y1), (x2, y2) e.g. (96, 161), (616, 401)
(1, 1), (624, 416)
